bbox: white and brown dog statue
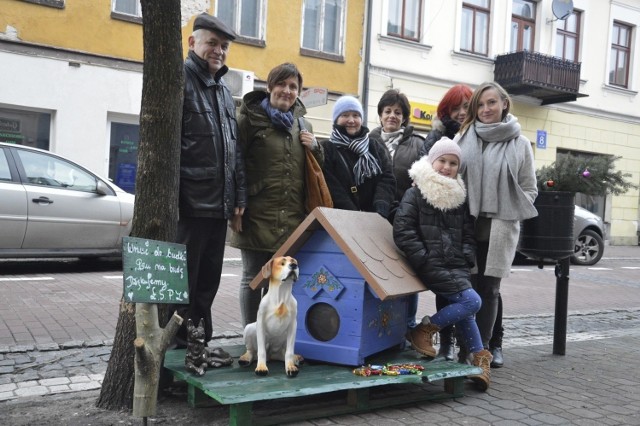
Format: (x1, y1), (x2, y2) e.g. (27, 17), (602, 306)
(238, 256), (302, 377)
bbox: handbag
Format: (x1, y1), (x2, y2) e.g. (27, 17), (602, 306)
(299, 118), (333, 213)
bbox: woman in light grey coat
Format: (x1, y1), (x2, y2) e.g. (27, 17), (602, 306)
(455, 81), (538, 367)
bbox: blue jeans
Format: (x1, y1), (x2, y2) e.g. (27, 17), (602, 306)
(431, 288), (483, 354)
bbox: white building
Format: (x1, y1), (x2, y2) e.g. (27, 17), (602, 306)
(363, 0), (640, 245)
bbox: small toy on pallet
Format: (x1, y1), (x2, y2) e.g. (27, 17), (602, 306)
(353, 363), (425, 377)
(184, 318), (232, 376)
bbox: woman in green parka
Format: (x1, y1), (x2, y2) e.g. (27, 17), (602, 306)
(230, 63), (323, 327)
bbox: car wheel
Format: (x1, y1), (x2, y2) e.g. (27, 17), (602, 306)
(571, 229), (604, 266)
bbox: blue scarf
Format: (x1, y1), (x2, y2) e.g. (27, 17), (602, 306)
(260, 97), (294, 130)
(330, 126), (381, 185)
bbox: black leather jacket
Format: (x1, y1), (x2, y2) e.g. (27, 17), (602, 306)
(179, 51), (246, 219)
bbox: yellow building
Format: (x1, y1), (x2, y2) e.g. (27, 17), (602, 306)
(0, 0), (364, 182)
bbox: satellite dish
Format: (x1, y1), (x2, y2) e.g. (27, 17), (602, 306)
(552, 0), (574, 20)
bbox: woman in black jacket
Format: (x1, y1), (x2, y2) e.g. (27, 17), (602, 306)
(393, 138), (491, 391)
(368, 89), (426, 330)
(321, 96), (395, 219)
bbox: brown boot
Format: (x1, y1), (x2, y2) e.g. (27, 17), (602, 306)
(469, 349), (492, 391)
(406, 320), (440, 357)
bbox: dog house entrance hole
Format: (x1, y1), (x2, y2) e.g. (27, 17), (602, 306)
(305, 302), (340, 342)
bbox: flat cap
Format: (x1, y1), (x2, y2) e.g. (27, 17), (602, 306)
(193, 13), (236, 41)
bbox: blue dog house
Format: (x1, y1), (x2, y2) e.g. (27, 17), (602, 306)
(251, 208), (426, 366)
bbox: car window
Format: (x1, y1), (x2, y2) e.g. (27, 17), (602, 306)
(16, 149), (98, 192)
(0, 149), (11, 182)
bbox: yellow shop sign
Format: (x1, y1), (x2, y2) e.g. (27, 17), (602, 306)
(409, 101), (438, 127)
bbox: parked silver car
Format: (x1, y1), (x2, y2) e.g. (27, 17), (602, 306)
(0, 142), (134, 258)
(572, 205), (605, 266)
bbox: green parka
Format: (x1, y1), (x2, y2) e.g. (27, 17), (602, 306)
(230, 90), (323, 252)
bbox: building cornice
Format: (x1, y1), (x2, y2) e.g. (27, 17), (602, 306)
(0, 39), (143, 73)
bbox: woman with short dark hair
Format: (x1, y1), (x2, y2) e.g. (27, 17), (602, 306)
(230, 63), (322, 327)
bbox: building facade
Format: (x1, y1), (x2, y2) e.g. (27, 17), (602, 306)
(1, 0), (639, 245)
(0, 0), (364, 191)
(363, 0), (640, 245)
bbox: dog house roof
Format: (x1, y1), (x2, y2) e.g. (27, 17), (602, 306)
(250, 207), (426, 300)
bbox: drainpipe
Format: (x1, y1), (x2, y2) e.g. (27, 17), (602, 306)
(361, 0), (373, 125)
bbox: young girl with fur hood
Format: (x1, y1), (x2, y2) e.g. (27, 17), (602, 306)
(392, 137), (492, 391)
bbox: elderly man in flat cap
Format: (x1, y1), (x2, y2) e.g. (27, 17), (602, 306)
(168, 12), (246, 353)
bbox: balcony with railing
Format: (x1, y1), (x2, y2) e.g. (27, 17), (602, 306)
(494, 51), (588, 105)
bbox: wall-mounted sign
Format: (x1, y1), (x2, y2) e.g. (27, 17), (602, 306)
(536, 130), (547, 149)
(300, 87), (328, 108)
(122, 237), (189, 304)
(0, 117), (21, 133)
(409, 101), (438, 127)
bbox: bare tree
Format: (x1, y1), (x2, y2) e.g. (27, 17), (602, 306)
(97, 0), (184, 410)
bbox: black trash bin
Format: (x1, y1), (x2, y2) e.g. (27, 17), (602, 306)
(519, 191), (575, 261)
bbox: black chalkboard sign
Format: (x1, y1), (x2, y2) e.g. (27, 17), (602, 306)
(122, 236), (189, 304)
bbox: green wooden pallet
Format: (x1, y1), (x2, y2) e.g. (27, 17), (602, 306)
(163, 345), (481, 426)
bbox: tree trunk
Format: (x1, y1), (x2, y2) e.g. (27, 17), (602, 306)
(96, 0), (184, 411)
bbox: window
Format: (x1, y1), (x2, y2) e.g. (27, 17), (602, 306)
(461, 0), (490, 56)
(21, 0), (64, 8)
(0, 150), (11, 182)
(17, 150), (97, 193)
(388, 0), (422, 42)
(113, 0), (141, 17)
(510, 0), (536, 52)
(302, 0), (345, 57)
(556, 10), (581, 62)
(109, 122), (139, 194)
(217, 0), (265, 41)
(0, 108), (50, 150)
(609, 21), (632, 88)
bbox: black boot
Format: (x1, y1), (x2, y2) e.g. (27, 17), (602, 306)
(433, 325), (455, 361)
(489, 294), (504, 368)
(490, 347), (503, 368)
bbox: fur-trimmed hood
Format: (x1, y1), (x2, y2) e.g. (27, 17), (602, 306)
(408, 156), (466, 211)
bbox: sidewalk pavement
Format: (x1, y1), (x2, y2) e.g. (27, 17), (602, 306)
(0, 245), (639, 424)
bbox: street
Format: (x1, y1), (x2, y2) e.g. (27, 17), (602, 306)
(1, 245), (639, 349)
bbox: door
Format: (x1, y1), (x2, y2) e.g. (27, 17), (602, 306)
(14, 148), (123, 250)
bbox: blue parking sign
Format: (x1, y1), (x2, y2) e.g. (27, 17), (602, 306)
(536, 130), (547, 149)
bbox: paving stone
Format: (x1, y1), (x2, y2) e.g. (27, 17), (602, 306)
(69, 375), (91, 383)
(69, 381), (101, 391)
(39, 377), (70, 386)
(0, 383), (17, 392)
(36, 343), (60, 351)
(0, 359), (15, 366)
(0, 391), (16, 401)
(11, 355), (32, 365)
(11, 371), (39, 382)
(14, 386), (48, 397)
(10, 345), (35, 353)
(60, 341), (84, 349)
(39, 369), (66, 379)
(16, 380), (39, 388)
(0, 346), (10, 354)
(0, 366), (15, 374)
(84, 340), (104, 347)
(48, 384), (71, 394)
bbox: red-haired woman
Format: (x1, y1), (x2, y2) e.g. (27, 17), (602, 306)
(423, 84), (472, 362)
(424, 84), (473, 153)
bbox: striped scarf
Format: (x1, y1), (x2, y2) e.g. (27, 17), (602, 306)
(330, 127), (381, 185)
